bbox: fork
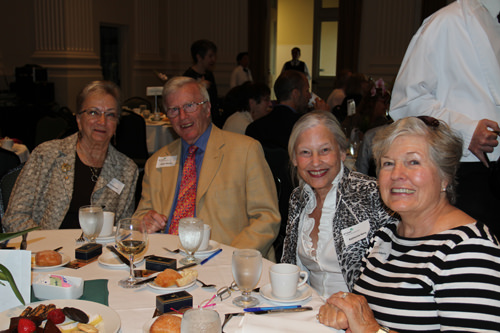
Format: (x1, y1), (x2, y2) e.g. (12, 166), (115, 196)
(76, 232), (85, 244)
(163, 247), (180, 254)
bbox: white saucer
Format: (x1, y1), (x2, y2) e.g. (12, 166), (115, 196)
(179, 240), (221, 257)
(96, 234), (115, 243)
(98, 251), (144, 268)
(32, 254), (70, 270)
(260, 283), (312, 303)
(147, 280), (195, 292)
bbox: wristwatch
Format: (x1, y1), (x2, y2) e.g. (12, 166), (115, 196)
(376, 327), (390, 333)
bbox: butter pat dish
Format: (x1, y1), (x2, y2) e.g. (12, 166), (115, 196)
(32, 274), (84, 299)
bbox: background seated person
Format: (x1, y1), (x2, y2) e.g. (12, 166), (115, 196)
(133, 77), (280, 260)
(281, 111), (397, 296)
(318, 117), (500, 332)
(3, 81), (138, 232)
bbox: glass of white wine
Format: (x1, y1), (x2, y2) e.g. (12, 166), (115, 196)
(78, 205), (103, 243)
(232, 249), (262, 308)
(115, 218), (148, 288)
(178, 217), (204, 265)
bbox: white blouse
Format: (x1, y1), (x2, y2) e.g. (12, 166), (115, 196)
(296, 164), (349, 298)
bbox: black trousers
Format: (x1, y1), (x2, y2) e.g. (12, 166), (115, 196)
(455, 162), (500, 238)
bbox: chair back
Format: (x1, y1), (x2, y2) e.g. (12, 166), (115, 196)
(114, 109), (150, 169)
(123, 96), (152, 111)
(34, 107), (77, 147)
(0, 163), (24, 232)
(0, 147), (21, 180)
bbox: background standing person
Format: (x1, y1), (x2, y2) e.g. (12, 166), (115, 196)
(3, 81), (138, 232)
(389, 0), (500, 237)
(229, 51), (253, 89)
(281, 47), (311, 80)
(183, 39), (223, 128)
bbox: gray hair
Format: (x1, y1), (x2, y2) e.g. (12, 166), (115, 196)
(372, 116), (463, 204)
(76, 80), (122, 118)
(288, 110), (348, 188)
(162, 76), (210, 109)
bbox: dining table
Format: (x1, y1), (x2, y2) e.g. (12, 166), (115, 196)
(3, 229), (339, 333)
(144, 116), (178, 154)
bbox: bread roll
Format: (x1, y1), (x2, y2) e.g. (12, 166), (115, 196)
(155, 269), (181, 288)
(175, 269), (198, 287)
(150, 314), (182, 333)
(35, 250), (62, 267)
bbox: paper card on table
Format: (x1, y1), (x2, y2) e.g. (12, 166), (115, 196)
(0, 250), (31, 312)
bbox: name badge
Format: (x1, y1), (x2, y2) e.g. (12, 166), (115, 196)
(157, 156), (177, 168)
(341, 220), (370, 247)
(107, 178), (125, 195)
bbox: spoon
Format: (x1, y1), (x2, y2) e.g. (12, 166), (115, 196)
(163, 247), (180, 254)
(196, 278), (216, 289)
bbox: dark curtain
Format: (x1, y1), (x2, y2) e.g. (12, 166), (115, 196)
(336, 0), (363, 74)
(248, 0), (270, 85)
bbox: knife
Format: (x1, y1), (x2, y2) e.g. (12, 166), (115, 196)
(132, 262), (198, 286)
(106, 245), (136, 268)
(252, 306), (313, 315)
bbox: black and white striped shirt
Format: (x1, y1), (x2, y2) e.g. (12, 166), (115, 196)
(354, 222), (500, 332)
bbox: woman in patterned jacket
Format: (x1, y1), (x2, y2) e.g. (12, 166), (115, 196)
(281, 111), (396, 296)
(3, 81), (138, 232)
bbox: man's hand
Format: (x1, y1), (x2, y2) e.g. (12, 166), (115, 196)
(469, 119), (500, 167)
(142, 210), (167, 233)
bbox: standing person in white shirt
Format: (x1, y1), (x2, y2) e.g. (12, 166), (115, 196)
(389, 0), (500, 237)
(229, 52), (253, 89)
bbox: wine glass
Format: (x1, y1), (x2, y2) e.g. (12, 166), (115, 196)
(232, 249), (262, 308)
(178, 217), (204, 265)
(78, 205), (103, 243)
(115, 218), (148, 288)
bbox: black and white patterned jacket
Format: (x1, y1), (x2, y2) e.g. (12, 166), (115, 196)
(281, 166), (398, 291)
(3, 133), (138, 232)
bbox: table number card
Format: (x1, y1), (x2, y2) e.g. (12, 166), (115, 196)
(0, 250), (31, 312)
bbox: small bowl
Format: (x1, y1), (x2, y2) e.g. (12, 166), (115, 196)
(32, 274), (84, 300)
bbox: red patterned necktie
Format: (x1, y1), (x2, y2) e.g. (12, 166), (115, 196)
(169, 145), (198, 234)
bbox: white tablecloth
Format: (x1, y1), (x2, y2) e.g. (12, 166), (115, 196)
(145, 120), (178, 154)
(5, 230), (339, 333)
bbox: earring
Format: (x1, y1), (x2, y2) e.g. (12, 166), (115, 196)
(441, 186), (446, 192)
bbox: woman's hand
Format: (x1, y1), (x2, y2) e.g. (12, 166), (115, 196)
(317, 303), (349, 330)
(323, 292), (381, 333)
(142, 210), (167, 233)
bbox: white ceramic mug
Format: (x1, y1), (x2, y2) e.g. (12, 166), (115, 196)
(1, 138), (14, 150)
(199, 224), (211, 251)
(99, 211), (115, 237)
(270, 263), (308, 299)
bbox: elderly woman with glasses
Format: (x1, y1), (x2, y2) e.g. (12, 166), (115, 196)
(281, 111), (397, 297)
(317, 117), (500, 332)
(3, 81), (138, 232)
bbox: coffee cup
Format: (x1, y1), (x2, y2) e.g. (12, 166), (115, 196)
(1, 138), (14, 150)
(270, 263), (308, 299)
(99, 211), (115, 237)
(199, 224), (211, 251)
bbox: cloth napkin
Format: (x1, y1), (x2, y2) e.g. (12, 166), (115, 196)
(237, 314), (341, 333)
(31, 279), (109, 305)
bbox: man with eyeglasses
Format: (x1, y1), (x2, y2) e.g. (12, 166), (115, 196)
(133, 76), (280, 260)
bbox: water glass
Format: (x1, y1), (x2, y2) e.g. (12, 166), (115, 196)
(78, 205), (103, 243)
(181, 308), (221, 333)
(232, 249), (262, 308)
(178, 217), (204, 265)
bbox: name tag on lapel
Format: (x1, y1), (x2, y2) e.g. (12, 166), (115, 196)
(107, 178), (125, 195)
(341, 220), (370, 247)
(156, 156), (177, 168)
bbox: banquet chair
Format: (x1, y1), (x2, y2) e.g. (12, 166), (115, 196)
(0, 163), (24, 232)
(123, 96), (152, 112)
(34, 107), (77, 148)
(114, 109), (150, 169)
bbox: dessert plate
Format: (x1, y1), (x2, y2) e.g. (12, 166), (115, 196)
(32, 254), (70, 270)
(0, 299), (120, 332)
(260, 283), (312, 303)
